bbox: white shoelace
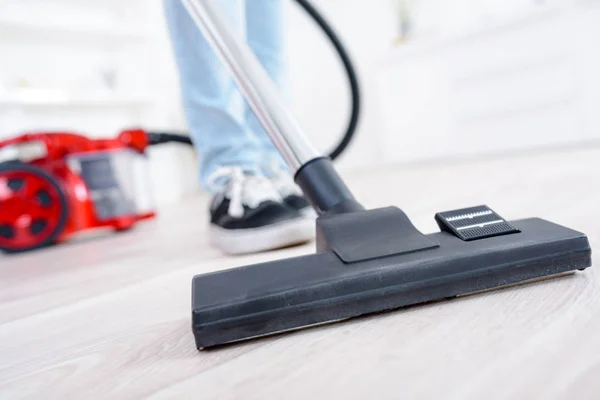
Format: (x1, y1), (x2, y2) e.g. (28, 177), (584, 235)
(207, 166), (281, 218)
(267, 158), (303, 198)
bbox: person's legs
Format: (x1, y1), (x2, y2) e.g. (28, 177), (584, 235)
(163, 0), (313, 253)
(245, 0), (289, 172)
(164, 0), (262, 192)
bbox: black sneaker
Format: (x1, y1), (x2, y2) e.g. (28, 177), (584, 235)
(208, 167), (313, 254)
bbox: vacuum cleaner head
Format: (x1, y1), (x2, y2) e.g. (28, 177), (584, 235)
(192, 205), (591, 349)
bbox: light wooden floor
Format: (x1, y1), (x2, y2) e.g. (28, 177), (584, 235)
(1, 147), (599, 400)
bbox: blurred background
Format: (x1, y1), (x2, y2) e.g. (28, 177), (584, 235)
(1, 0), (599, 205)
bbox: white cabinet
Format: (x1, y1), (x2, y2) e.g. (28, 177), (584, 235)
(0, 0), (170, 139)
(377, 4), (600, 163)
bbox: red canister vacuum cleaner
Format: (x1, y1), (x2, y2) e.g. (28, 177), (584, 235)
(0, 129), (194, 253)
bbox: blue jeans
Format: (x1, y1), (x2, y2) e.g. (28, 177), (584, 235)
(164, 0), (288, 192)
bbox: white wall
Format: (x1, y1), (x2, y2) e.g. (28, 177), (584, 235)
(0, 0), (159, 136)
(290, 0), (600, 165)
(284, 0), (396, 168)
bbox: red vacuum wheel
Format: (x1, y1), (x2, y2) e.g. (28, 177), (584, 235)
(0, 163), (68, 253)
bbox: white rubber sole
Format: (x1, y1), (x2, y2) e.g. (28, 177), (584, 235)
(209, 217), (314, 255)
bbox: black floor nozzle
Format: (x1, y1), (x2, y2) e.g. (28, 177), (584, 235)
(192, 205), (592, 349)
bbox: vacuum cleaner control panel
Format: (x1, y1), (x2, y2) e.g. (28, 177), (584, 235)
(435, 205), (520, 241)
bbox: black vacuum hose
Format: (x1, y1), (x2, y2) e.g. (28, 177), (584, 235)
(151, 0), (360, 161)
(293, 0), (360, 161)
(147, 131), (193, 146)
